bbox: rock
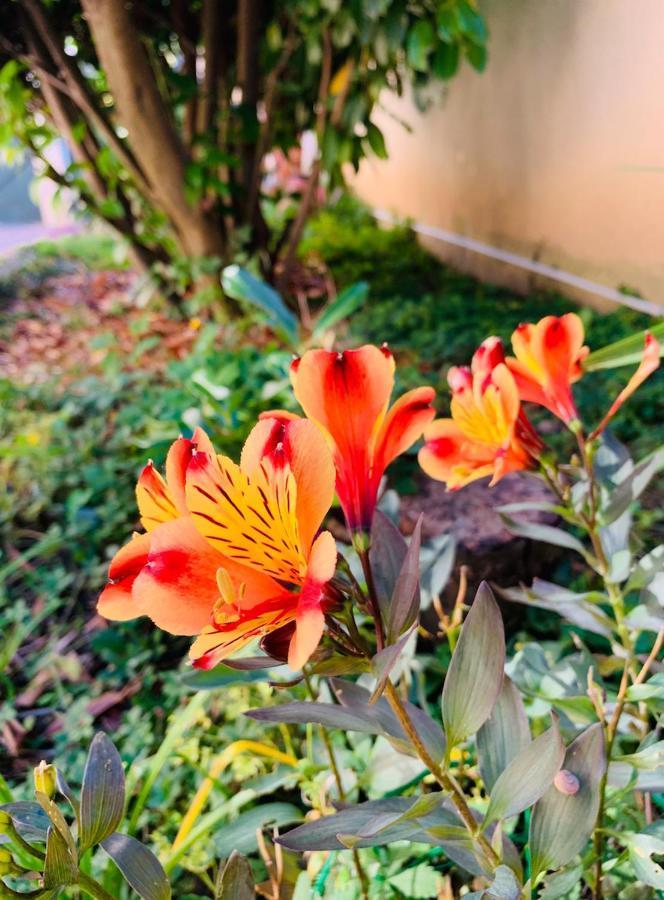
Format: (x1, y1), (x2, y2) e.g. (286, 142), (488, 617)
(398, 472), (562, 611)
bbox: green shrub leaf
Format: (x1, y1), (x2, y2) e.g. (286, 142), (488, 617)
(44, 824), (78, 888)
(312, 280), (369, 337)
(221, 265), (298, 344)
(442, 583), (505, 747)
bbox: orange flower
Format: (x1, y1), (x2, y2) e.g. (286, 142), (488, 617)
(590, 331), (660, 439)
(506, 313), (589, 423)
(419, 340), (542, 490)
(273, 345), (435, 533)
(185, 416), (337, 670)
(99, 420), (336, 671)
(97, 427), (244, 635)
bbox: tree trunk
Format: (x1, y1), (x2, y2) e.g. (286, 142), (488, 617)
(80, 0), (229, 292)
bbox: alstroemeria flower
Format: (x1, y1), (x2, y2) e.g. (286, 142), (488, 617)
(185, 416), (337, 670)
(97, 427), (255, 636)
(505, 313), (589, 423)
(590, 332), (661, 439)
(418, 346), (542, 490)
(271, 345), (435, 533)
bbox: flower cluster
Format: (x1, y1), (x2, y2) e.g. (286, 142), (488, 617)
(99, 345), (434, 670)
(420, 313), (659, 489)
(99, 317), (659, 670)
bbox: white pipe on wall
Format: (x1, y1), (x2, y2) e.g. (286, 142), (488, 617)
(372, 209), (662, 318)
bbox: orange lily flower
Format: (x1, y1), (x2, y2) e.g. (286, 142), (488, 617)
(419, 341), (542, 490)
(590, 331), (661, 439)
(97, 427), (245, 635)
(274, 345), (435, 533)
(506, 313), (589, 423)
(185, 416), (337, 670)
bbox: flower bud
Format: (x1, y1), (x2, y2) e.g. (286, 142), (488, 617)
(34, 760), (57, 798)
(0, 847), (13, 875)
(0, 810), (12, 833)
(554, 768), (580, 796)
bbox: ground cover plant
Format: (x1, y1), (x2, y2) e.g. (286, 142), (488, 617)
(1, 208), (663, 898)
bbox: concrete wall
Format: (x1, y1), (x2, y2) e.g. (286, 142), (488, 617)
(351, 0), (664, 311)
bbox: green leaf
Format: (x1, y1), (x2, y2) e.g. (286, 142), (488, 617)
(442, 583), (505, 747)
(483, 720), (564, 826)
(387, 863), (443, 897)
(624, 831), (664, 888)
(331, 679), (446, 763)
(247, 700), (387, 734)
(44, 824), (78, 889)
(456, 0), (488, 44)
(1, 802), (50, 841)
(370, 510), (409, 623)
(499, 579), (613, 638)
(584, 321), (664, 371)
(181, 663), (279, 689)
(529, 724), (605, 880)
(477, 675), (531, 792)
(276, 797), (458, 852)
(221, 265), (298, 344)
(407, 20), (435, 71)
(101, 832), (171, 900)
(366, 123), (388, 160)
(500, 515), (592, 562)
(601, 447), (664, 524)
(432, 42), (460, 79)
(465, 865), (521, 899)
(465, 41), (488, 72)
(387, 515), (422, 641)
(370, 625), (416, 701)
(312, 281), (369, 337)
(214, 803), (302, 857)
(79, 733), (125, 851)
(625, 545), (664, 594)
(215, 851), (254, 900)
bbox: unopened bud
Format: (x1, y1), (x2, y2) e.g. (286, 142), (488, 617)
(554, 769), (580, 796)
(34, 760), (57, 798)
(0, 810), (11, 832)
(0, 847), (13, 875)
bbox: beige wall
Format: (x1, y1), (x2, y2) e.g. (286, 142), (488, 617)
(351, 0), (664, 311)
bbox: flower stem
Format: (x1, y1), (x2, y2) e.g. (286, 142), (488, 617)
(359, 549), (385, 651)
(383, 680), (500, 871)
(78, 871), (116, 900)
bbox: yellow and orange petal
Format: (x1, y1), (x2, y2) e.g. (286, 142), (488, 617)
(289, 530), (337, 670)
(373, 386), (436, 476)
(507, 313), (589, 423)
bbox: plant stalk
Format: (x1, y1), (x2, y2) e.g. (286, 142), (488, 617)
(383, 680), (501, 870)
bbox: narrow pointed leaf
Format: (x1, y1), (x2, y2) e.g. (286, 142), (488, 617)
(465, 865), (522, 899)
(370, 625), (416, 702)
(624, 831), (664, 888)
(477, 675), (530, 792)
(500, 516), (591, 561)
(312, 281), (369, 337)
(442, 583), (505, 747)
(44, 824), (78, 888)
(483, 720), (564, 826)
(101, 832), (171, 900)
(387, 516), (422, 640)
(584, 321), (664, 371)
(370, 510), (409, 623)
(215, 851), (254, 900)
(221, 265), (298, 343)
(602, 447), (664, 524)
(529, 724), (606, 879)
(79, 733), (125, 851)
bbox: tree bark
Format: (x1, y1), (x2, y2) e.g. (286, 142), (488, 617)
(80, 0), (227, 267)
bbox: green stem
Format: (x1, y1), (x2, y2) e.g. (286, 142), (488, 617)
(384, 681), (500, 871)
(78, 871), (116, 900)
